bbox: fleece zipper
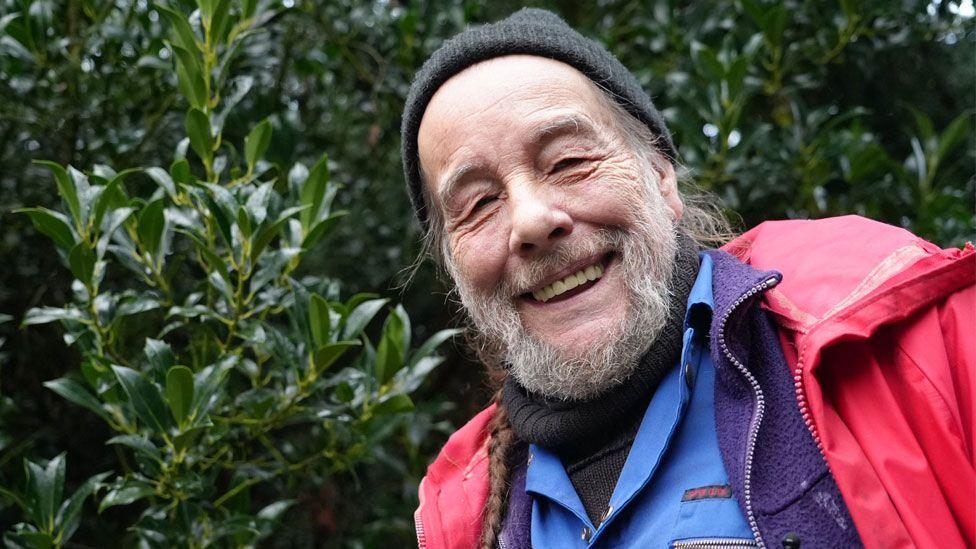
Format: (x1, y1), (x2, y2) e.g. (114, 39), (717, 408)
(671, 537), (758, 548)
(717, 276), (779, 549)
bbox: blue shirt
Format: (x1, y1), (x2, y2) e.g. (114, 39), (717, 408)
(525, 254), (755, 547)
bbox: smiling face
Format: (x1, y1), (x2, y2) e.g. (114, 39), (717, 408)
(417, 55), (682, 400)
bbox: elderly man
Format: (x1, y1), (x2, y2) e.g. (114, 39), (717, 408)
(401, 8), (974, 549)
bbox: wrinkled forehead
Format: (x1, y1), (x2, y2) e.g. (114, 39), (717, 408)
(416, 55), (616, 182)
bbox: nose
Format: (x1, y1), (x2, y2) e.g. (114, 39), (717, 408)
(508, 185), (573, 257)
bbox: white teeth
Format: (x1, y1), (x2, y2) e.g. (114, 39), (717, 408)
(531, 262), (606, 303)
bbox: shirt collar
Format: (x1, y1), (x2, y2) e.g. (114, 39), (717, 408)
(523, 254), (714, 526)
(684, 252), (714, 333)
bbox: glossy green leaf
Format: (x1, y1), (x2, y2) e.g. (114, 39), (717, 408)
(165, 365), (194, 426)
(21, 307), (84, 326)
(171, 44), (207, 110)
(114, 295), (162, 320)
(309, 294), (331, 347)
(24, 453), (65, 531)
(299, 154), (329, 229)
(43, 377), (113, 423)
(110, 365), (173, 433)
(390, 304), (411, 359)
(155, 5), (198, 53)
(341, 298), (388, 340)
(244, 118), (272, 172)
(97, 207), (135, 252)
(35, 160), (81, 228)
(395, 355), (444, 394)
(374, 327), (403, 386)
(16, 207), (76, 251)
(210, 0), (233, 43)
(98, 480), (154, 513)
(236, 206), (252, 238)
(371, 394), (413, 416)
(106, 435), (161, 461)
(144, 338), (176, 373)
(256, 499), (295, 522)
(203, 184), (238, 245)
(408, 328), (461, 368)
(185, 108), (214, 165)
(3, 530), (53, 548)
(56, 471), (110, 542)
(245, 181), (273, 225)
(311, 341), (359, 375)
(136, 198), (165, 257)
(301, 210), (347, 250)
(191, 358), (234, 424)
(204, 194), (233, 245)
(144, 167), (177, 199)
(92, 169), (134, 231)
(172, 425), (207, 453)
(241, 0), (257, 19)
(68, 242), (96, 285)
(170, 158), (191, 185)
(249, 247), (300, 294)
(199, 0), (215, 20)
(935, 111), (972, 164)
(251, 205), (306, 261)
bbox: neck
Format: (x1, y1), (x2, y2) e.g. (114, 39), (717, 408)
(501, 231), (701, 451)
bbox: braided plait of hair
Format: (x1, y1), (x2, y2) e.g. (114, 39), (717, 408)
(479, 388), (518, 549)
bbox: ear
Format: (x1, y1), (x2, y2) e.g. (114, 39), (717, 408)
(656, 162), (684, 221)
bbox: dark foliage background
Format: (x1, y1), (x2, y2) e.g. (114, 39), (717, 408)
(0, 0), (972, 546)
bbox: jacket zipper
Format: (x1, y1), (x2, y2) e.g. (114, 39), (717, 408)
(717, 276), (779, 549)
(414, 506), (427, 549)
(671, 537), (758, 548)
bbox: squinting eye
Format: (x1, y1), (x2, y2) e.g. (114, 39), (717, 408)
(472, 195), (497, 211)
(551, 157), (586, 173)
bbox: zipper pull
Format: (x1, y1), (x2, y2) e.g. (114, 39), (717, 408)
(782, 533), (801, 549)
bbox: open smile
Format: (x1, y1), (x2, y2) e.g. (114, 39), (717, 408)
(521, 252), (616, 305)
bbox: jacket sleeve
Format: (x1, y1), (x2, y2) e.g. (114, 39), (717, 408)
(880, 251), (975, 546)
(936, 282), (974, 467)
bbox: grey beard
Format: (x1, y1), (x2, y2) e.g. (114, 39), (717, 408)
(448, 184), (678, 401)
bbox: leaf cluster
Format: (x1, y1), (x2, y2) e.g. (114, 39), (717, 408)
(3, 2), (456, 547)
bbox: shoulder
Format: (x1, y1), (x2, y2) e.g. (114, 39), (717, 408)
(722, 215), (943, 272)
(425, 403), (495, 484)
(416, 404), (495, 548)
(720, 215), (954, 323)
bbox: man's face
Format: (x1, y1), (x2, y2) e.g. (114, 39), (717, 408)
(417, 55), (682, 399)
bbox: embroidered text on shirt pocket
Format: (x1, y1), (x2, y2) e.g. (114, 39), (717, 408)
(668, 494), (755, 547)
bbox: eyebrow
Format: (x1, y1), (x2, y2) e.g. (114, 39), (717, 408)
(529, 113), (601, 145)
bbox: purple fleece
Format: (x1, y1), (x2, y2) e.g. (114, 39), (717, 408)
(499, 250), (862, 548)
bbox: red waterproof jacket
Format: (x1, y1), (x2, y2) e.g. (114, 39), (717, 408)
(414, 216), (975, 548)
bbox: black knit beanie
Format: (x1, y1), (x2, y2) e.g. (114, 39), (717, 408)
(400, 7), (676, 233)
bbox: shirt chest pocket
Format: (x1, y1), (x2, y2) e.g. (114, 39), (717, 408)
(669, 494), (756, 549)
